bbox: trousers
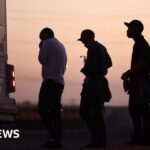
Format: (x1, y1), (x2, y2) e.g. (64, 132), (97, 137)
(38, 79), (64, 142)
(129, 95), (150, 143)
(79, 79), (106, 144)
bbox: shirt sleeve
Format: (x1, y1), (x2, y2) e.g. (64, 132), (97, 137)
(81, 48), (97, 77)
(131, 43), (145, 76)
(38, 40), (50, 65)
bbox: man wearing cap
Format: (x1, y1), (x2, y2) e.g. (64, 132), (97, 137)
(78, 29), (112, 147)
(122, 20), (150, 145)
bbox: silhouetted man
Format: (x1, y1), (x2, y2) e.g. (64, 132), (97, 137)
(122, 20), (150, 145)
(78, 29), (112, 148)
(38, 27), (67, 148)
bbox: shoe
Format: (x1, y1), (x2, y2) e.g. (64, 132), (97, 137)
(85, 141), (106, 148)
(125, 140), (143, 145)
(141, 139), (150, 145)
(125, 135), (143, 145)
(40, 140), (62, 149)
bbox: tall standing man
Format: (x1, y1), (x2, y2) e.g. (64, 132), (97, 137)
(78, 29), (112, 148)
(38, 27), (67, 148)
(122, 20), (150, 145)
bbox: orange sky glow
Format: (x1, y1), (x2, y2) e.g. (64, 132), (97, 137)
(7, 0), (150, 106)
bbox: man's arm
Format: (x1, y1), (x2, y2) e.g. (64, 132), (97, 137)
(121, 60), (144, 81)
(121, 45), (145, 80)
(38, 40), (49, 65)
(121, 45), (145, 95)
(81, 49), (97, 77)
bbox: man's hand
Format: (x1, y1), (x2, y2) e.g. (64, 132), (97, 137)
(80, 67), (84, 73)
(121, 70), (131, 93)
(121, 70), (131, 80)
(39, 41), (43, 48)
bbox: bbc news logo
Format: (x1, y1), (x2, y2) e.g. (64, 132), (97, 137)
(0, 129), (20, 139)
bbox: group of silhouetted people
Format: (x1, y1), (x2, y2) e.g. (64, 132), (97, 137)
(37, 19), (150, 149)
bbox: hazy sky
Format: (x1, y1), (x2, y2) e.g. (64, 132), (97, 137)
(7, 0), (150, 106)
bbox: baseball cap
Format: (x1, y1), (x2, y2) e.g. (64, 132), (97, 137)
(124, 20), (144, 32)
(78, 29), (95, 41)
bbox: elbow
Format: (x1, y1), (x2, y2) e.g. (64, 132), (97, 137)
(38, 56), (47, 64)
(38, 58), (45, 65)
(38, 57), (42, 64)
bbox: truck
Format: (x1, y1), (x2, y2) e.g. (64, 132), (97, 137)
(0, 0), (17, 122)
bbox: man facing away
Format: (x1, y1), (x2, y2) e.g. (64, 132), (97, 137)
(78, 29), (112, 148)
(38, 27), (67, 148)
(121, 20), (150, 145)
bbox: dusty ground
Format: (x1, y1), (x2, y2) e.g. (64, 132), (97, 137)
(0, 128), (150, 150)
(0, 107), (150, 150)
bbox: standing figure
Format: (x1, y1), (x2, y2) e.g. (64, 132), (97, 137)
(38, 27), (67, 148)
(78, 29), (112, 148)
(122, 20), (150, 145)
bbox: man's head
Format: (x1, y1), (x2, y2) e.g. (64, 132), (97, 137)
(124, 20), (144, 38)
(39, 27), (54, 40)
(78, 29), (95, 48)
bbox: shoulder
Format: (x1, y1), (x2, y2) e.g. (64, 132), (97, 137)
(45, 38), (57, 44)
(44, 38), (64, 49)
(93, 42), (106, 52)
(93, 42), (107, 57)
(41, 38), (54, 47)
(136, 36), (149, 48)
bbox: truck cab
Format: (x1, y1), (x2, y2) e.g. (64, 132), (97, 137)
(0, 0), (17, 122)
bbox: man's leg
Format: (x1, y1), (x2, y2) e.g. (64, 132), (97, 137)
(79, 84), (94, 139)
(49, 81), (64, 142)
(91, 106), (106, 145)
(38, 79), (63, 148)
(128, 96), (143, 144)
(79, 84), (92, 130)
(142, 103), (150, 144)
(79, 84), (106, 147)
(38, 80), (52, 130)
